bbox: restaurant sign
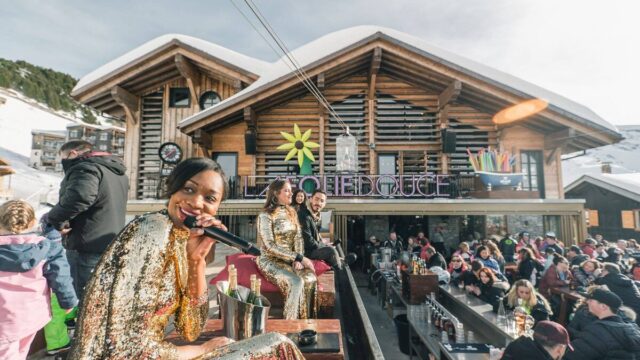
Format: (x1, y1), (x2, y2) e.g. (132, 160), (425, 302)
(243, 174), (453, 198)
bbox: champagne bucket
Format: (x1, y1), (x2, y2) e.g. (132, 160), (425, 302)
(370, 253), (379, 268)
(216, 281), (271, 340)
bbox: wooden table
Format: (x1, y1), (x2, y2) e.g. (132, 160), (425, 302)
(550, 287), (584, 326)
(166, 319), (343, 360)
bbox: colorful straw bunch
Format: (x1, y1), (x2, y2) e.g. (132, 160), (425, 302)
(467, 147), (516, 173)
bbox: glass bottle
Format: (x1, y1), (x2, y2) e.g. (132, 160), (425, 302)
(246, 274), (257, 304)
(253, 279), (264, 306)
(227, 267), (243, 301)
(497, 296), (507, 325)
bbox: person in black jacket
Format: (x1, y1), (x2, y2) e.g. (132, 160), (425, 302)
(502, 321), (572, 360)
(468, 268), (506, 309)
(298, 190), (343, 269)
(595, 263), (640, 324)
(517, 247), (544, 284)
(567, 285), (636, 340)
(567, 245), (590, 267)
(565, 288), (640, 360)
(499, 234), (517, 263)
(47, 140), (128, 304)
(423, 245), (447, 270)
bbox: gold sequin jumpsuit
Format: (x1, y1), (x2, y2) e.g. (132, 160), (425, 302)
(69, 210), (303, 360)
(256, 206), (317, 320)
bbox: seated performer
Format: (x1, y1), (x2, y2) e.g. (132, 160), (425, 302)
(70, 158), (304, 359)
(256, 179), (317, 320)
(298, 190), (343, 270)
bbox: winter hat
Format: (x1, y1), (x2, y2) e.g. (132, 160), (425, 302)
(533, 321), (573, 351)
(588, 288), (622, 312)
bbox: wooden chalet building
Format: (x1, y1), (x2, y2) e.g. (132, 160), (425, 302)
(566, 173), (640, 241)
(71, 26), (622, 247)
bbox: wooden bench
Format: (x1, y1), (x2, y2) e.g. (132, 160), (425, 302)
(166, 319), (344, 360)
(263, 271), (336, 318)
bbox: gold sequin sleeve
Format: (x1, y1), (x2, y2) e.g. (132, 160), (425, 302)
(257, 212), (298, 263)
(175, 291), (209, 342)
(294, 221), (304, 255)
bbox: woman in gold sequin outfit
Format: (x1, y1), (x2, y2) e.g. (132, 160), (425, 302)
(69, 158), (303, 360)
(256, 179), (317, 320)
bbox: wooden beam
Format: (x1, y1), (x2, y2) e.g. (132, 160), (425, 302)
(317, 73), (325, 90)
(546, 147), (559, 165)
(243, 106), (256, 130)
(438, 80), (462, 110)
(110, 85), (139, 124)
(175, 54), (200, 102)
(192, 129), (212, 150)
(544, 128), (575, 150)
(368, 48), (382, 96)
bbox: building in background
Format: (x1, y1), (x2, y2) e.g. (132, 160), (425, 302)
(30, 130), (66, 171)
(565, 172), (640, 241)
(66, 123), (125, 157)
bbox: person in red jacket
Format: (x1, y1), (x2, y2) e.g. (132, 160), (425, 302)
(539, 255), (573, 299)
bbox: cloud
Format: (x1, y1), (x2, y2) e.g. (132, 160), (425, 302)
(2, 0), (639, 125)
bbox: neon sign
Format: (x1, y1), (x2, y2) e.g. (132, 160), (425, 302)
(243, 174), (453, 198)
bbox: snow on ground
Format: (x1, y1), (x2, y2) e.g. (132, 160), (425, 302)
(562, 125), (640, 185)
(0, 88), (76, 157)
(0, 147), (61, 210)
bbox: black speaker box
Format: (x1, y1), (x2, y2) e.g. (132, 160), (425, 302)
(442, 129), (457, 153)
(245, 130), (257, 155)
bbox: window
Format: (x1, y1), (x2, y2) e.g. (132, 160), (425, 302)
(635, 210), (640, 232)
(69, 130), (79, 138)
(99, 133), (109, 141)
(622, 210), (637, 229)
(585, 209), (599, 227)
(199, 91), (221, 110)
(169, 88), (190, 107)
(212, 153), (238, 178)
(99, 144), (107, 151)
(520, 151), (545, 198)
(378, 154), (397, 195)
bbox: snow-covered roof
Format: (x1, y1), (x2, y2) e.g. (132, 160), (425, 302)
(179, 25), (619, 136)
(31, 129), (66, 137)
(71, 34), (270, 96)
(66, 122), (125, 132)
(565, 173), (640, 203)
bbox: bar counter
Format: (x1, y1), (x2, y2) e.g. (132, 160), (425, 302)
(389, 283), (514, 359)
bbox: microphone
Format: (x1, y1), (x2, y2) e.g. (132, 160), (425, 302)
(184, 216), (261, 256)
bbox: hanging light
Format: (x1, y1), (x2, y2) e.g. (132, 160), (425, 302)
(336, 127), (358, 173)
(492, 99), (548, 125)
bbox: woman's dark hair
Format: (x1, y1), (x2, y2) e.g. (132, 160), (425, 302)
(552, 255), (568, 266)
(470, 259), (484, 272)
(477, 267), (496, 286)
(165, 157), (228, 200)
(475, 245), (489, 259)
(519, 247), (534, 261)
(292, 189), (308, 210)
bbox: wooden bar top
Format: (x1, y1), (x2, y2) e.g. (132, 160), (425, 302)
(166, 319), (344, 360)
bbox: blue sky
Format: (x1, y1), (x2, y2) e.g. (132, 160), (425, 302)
(2, 0), (639, 125)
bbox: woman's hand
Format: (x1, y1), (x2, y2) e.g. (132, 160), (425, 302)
(301, 257), (315, 272)
(186, 215), (227, 263)
(472, 287), (481, 296)
(176, 337), (235, 360)
(293, 261), (303, 270)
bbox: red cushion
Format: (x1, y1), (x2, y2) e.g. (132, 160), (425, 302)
(210, 253), (331, 293)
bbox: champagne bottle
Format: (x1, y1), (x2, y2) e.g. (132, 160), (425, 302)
(246, 274), (257, 304)
(253, 279), (264, 306)
(227, 267), (243, 301)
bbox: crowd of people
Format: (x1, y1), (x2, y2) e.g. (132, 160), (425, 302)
(368, 228), (640, 358)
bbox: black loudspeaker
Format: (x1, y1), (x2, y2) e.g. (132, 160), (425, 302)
(245, 130), (257, 155)
(442, 129), (457, 153)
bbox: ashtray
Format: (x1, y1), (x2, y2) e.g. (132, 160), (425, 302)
(298, 329), (317, 346)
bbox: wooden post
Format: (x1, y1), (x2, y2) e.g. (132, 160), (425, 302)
(319, 108), (325, 175)
(368, 48), (381, 175)
(439, 105), (449, 174)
